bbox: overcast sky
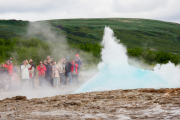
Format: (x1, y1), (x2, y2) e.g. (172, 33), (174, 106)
(0, 0), (180, 23)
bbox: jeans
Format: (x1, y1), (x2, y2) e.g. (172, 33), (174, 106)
(59, 73), (65, 86)
(72, 74), (78, 84)
(39, 76), (45, 86)
(77, 68), (80, 82)
(67, 72), (72, 84)
(29, 77), (34, 89)
(46, 74), (51, 85)
(53, 77), (58, 86)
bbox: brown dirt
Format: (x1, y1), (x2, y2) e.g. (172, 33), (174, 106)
(0, 88), (180, 119)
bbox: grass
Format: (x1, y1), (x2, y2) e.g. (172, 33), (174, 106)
(1, 18), (180, 54)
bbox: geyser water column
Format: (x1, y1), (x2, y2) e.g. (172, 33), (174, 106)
(75, 27), (180, 93)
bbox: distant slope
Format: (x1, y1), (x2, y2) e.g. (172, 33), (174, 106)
(0, 18), (180, 54)
(0, 20), (29, 39)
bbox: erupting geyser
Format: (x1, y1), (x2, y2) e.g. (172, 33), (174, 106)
(76, 27), (180, 93)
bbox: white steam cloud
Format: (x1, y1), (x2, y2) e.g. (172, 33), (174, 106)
(27, 21), (95, 64)
(76, 27), (180, 93)
(0, 21), (95, 100)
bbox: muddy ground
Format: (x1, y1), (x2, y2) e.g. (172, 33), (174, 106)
(0, 88), (180, 119)
(0, 72), (94, 100)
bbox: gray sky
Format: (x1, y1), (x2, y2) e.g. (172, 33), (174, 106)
(0, 0), (180, 23)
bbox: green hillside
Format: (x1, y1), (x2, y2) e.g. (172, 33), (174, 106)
(1, 18), (180, 54)
(1, 18), (180, 65)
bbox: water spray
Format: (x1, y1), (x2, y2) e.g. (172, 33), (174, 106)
(76, 27), (180, 93)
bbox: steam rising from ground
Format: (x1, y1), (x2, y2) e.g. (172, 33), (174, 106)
(76, 27), (180, 93)
(0, 21), (95, 100)
(27, 21), (95, 63)
(0, 85), (80, 100)
(1, 25), (180, 100)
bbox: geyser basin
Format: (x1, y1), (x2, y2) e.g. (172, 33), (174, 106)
(76, 27), (180, 93)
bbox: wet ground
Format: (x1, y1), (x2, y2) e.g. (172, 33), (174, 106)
(0, 88), (180, 119)
(0, 72), (94, 100)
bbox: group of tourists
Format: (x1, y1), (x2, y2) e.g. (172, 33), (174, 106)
(0, 54), (82, 91)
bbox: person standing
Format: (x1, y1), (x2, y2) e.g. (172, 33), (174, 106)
(0, 63), (8, 78)
(44, 60), (48, 82)
(71, 60), (79, 84)
(29, 59), (36, 89)
(37, 61), (46, 86)
(46, 59), (52, 85)
(47, 55), (51, 61)
(28, 62), (35, 89)
(65, 57), (72, 85)
(21, 60), (31, 89)
(1, 74), (10, 92)
(52, 61), (59, 87)
(63, 59), (66, 84)
(58, 59), (65, 86)
(75, 54), (82, 82)
(4, 59), (13, 79)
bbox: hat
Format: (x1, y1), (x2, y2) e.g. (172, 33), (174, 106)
(76, 54), (79, 57)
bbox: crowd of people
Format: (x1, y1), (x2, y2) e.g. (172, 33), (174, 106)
(0, 54), (82, 91)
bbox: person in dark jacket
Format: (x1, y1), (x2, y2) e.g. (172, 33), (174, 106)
(65, 57), (72, 85)
(75, 54), (82, 82)
(46, 59), (52, 85)
(44, 60), (48, 83)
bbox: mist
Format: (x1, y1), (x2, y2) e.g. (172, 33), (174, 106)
(0, 21), (97, 100)
(2, 25), (180, 100)
(76, 27), (180, 93)
(27, 21), (95, 64)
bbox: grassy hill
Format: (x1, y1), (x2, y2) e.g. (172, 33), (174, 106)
(1, 18), (180, 54)
(1, 18), (180, 65)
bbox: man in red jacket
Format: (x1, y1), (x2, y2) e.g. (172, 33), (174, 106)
(37, 61), (46, 86)
(4, 59), (13, 78)
(71, 60), (78, 84)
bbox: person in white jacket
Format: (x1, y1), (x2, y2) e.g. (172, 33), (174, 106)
(21, 60), (31, 89)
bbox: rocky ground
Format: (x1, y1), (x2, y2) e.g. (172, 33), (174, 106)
(0, 88), (180, 119)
